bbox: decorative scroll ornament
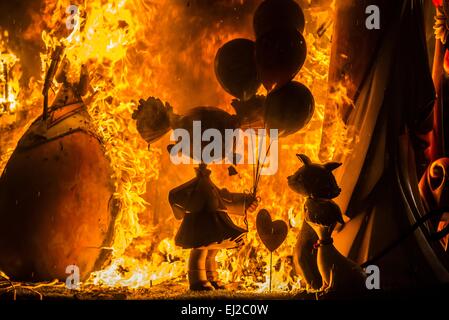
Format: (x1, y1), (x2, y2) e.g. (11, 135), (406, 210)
(419, 158), (449, 251)
(434, 0), (449, 44)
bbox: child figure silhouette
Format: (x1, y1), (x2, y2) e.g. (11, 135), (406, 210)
(169, 163), (258, 291)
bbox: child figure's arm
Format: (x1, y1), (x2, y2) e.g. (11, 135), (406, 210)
(219, 188), (259, 216)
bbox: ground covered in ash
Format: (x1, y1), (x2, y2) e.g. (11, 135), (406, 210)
(2, 278), (449, 300)
(0, 278), (314, 300)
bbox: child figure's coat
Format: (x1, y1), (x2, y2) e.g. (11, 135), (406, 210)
(169, 164), (249, 249)
(169, 163), (255, 290)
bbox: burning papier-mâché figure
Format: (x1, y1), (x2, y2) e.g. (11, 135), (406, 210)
(288, 154), (366, 293)
(0, 54), (117, 281)
(169, 163), (258, 291)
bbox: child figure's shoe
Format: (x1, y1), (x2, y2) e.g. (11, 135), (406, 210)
(207, 271), (227, 290)
(190, 281), (215, 291)
(188, 270), (215, 291)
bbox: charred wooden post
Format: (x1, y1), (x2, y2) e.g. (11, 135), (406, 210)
(42, 45), (64, 121)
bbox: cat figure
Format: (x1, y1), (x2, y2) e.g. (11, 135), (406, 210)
(288, 154), (366, 294)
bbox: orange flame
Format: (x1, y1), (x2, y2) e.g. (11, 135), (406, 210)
(0, 30), (20, 115)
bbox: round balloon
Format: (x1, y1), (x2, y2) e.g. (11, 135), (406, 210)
(169, 106), (239, 163)
(215, 38), (261, 101)
(253, 0), (305, 38)
(256, 28), (307, 91)
(264, 81), (314, 137)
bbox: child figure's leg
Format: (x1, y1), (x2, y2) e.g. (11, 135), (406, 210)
(188, 248), (214, 291)
(206, 249), (226, 289)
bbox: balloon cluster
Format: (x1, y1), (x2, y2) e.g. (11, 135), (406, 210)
(133, 0), (315, 154)
(214, 0), (315, 137)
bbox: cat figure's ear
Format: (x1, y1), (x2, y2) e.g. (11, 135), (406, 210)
(337, 213), (345, 225)
(324, 162), (342, 171)
(296, 154), (312, 165)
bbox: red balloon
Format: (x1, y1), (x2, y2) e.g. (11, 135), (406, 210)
(253, 0), (305, 38)
(215, 38), (261, 101)
(256, 28), (307, 91)
(264, 81), (314, 137)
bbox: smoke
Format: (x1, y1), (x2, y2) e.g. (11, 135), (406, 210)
(0, 0), (44, 86)
(129, 0), (262, 111)
(0, 0), (264, 109)
(0, 0), (40, 31)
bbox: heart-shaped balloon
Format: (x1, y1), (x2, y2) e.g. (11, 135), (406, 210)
(256, 209), (288, 252)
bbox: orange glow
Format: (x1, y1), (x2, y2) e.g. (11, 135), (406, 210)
(0, 30), (20, 114)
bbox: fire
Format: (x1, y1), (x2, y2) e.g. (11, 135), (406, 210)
(0, 31), (20, 115)
(319, 81), (359, 162)
(0, 0), (355, 293)
(0, 29), (24, 178)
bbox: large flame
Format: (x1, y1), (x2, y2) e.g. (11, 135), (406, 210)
(0, 0), (355, 292)
(0, 31), (20, 115)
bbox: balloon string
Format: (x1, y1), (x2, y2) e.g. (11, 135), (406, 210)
(254, 140), (273, 194)
(252, 138), (273, 195)
(243, 135), (273, 232)
(251, 132), (256, 194)
(243, 133), (255, 232)
(243, 194), (249, 232)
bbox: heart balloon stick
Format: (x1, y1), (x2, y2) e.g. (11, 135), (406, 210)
(269, 251), (273, 292)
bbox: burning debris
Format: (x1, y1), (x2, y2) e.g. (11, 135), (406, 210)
(0, 31), (20, 116)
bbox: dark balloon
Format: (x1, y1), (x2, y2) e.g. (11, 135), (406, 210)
(215, 38), (261, 101)
(231, 94), (266, 128)
(170, 106), (239, 162)
(253, 0), (305, 38)
(256, 28), (307, 91)
(264, 81), (314, 137)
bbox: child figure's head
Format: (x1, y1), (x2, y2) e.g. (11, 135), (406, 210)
(287, 154), (342, 199)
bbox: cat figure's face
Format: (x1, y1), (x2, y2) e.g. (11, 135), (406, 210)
(287, 154), (342, 199)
